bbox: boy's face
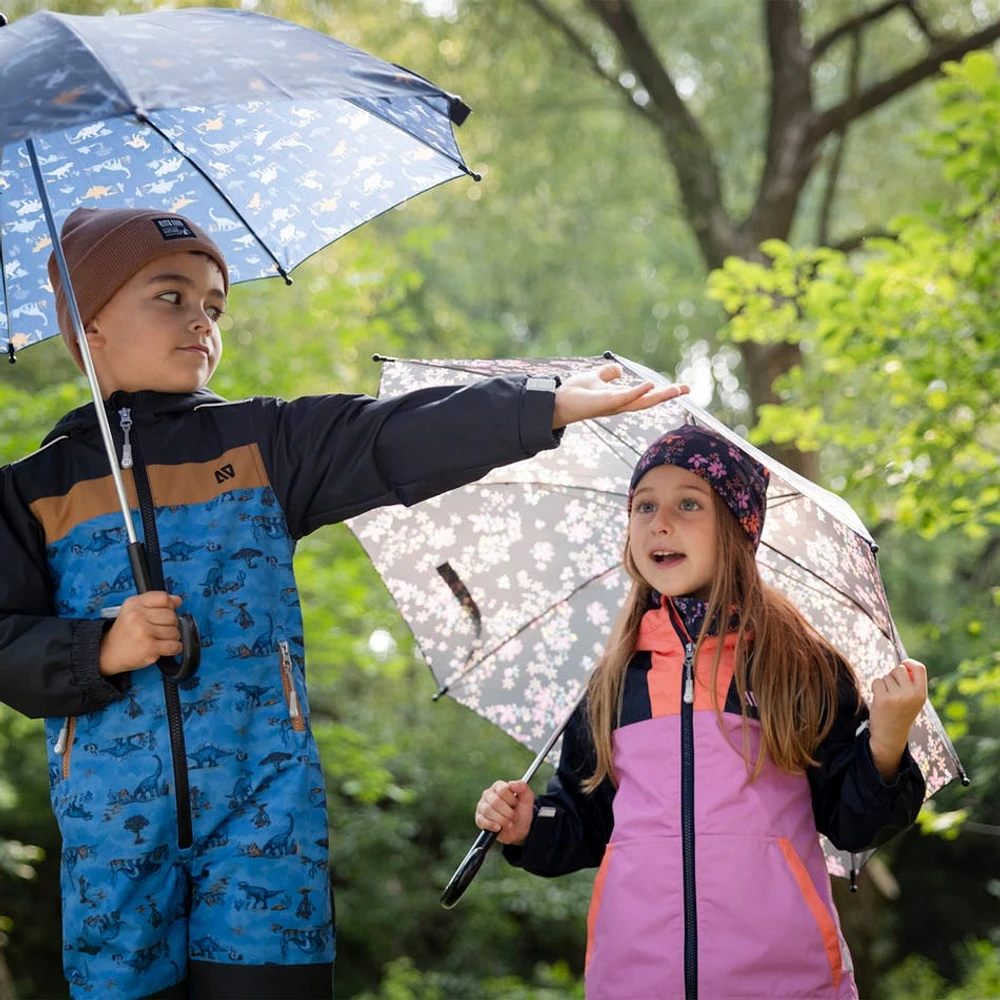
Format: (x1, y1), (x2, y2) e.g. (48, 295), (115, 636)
(86, 251), (227, 397)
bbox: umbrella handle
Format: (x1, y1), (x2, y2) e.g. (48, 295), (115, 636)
(440, 829), (497, 909)
(126, 542), (201, 682)
(158, 612), (201, 682)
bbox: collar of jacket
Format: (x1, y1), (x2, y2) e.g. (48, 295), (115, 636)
(43, 387), (227, 445)
(635, 597), (742, 658)
(647, 592), (740, 640)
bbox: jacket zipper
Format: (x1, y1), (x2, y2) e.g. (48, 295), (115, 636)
(667, 600), (699, 1000)
(117, 402), (195, 850)
(680, 638), (697, 1000)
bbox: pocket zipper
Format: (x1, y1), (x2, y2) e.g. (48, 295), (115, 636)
(278, 641), (306, 732)
(55, 717), (76, 780)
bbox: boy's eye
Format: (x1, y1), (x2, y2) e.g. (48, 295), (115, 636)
(207, 306), (224, 322)
(635, 501), (655, 514)
(158, 290), (181, 304)
(679, 498), (701, 511)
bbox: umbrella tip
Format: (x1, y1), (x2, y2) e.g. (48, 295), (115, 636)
(0, 13), (8, 27)
(603, 350), (615, 360)
(7, 343), (14, 364)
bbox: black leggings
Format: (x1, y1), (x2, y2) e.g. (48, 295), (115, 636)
(142, 960), (334, 999)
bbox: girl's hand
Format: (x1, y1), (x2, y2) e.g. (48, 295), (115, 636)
(552, 363), (689, 429)
(99, 592), (183, 676)
(868, 658), (928, 782)
(475, 779), (535, 846)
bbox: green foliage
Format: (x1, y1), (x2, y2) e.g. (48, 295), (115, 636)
(353, 955), (583, 1000)
(881, 940), (1000, 1000)
(707, 54), (1000, 541)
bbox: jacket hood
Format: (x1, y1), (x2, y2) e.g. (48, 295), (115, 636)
(43, 388), (227, 445)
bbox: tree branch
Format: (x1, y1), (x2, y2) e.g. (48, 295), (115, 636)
(812, 0), (923, 60)
(521, 0), (652, 113)
(811, 18), (1000, 143)
(579, 0), (737, 265)
(744, 0), (816, 242)
(817, 30), (863, 245)
(831, 227), (894, 253)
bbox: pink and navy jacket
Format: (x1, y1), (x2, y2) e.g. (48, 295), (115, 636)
(505, 597), (925, 1000)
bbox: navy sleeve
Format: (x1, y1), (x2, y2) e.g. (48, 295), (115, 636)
(808, 664), (926, 852)
(502, 702), (615, 877)
(0, 469), (126, 719)
(254, 376), (561, 538)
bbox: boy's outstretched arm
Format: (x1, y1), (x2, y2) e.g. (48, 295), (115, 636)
(552, 363), (689, 429)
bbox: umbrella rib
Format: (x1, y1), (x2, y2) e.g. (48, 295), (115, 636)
(345, 97), (475, 179)
(139, 113), (292, 282)
(0, 216), (10, 361)
(434, 562), (622, 698)
(758, 540), (893, 643)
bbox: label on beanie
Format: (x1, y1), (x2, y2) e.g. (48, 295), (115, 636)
(153, 217), (197, 241)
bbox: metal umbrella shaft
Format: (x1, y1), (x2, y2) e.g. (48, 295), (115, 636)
(27, 139), (199, 681)
(440, 690), (586, 909)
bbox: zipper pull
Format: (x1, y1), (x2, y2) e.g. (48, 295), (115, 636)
(118, 407), (133, 469)
(683, 642), (695, 704)
(55, 719), (70, 755)
(279, 641), (300, 719)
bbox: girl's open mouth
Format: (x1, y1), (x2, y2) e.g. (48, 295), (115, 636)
(651, 551), (684, 566)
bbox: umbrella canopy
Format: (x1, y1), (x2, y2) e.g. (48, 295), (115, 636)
(346, 352), (964, 881)
(0, 5), (475, 356)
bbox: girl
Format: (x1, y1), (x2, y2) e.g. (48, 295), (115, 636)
(475, 424), (927, 1000)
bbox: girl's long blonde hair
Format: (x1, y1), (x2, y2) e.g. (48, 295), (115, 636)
(583, 499), (856, 792)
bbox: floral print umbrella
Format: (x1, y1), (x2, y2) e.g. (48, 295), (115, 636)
(346, 353), (964, 881)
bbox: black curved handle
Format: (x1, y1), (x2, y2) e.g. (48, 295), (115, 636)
(157, 612), (201, 682)
(440, 829), (497, 909)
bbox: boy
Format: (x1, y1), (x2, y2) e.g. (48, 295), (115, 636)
(0, 206), (687, 1000)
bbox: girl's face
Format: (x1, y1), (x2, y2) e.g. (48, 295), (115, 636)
(628, 464), (718, 599)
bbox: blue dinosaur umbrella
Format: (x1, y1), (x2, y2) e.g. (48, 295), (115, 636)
(0, 6), (475, 355)
(0, 6), (477, 677)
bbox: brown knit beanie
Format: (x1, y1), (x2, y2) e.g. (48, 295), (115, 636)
(48, 207), (229, 368)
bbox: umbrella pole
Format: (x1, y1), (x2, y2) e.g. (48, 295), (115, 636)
(27, 140), (138, 545)
(27, 141), (199, 681)
(440, 689), (586, 909)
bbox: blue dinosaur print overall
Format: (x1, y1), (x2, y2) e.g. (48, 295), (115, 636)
(46, 480), (334, 997)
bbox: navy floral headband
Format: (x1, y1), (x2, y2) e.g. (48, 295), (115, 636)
(628, 425), (770, 549)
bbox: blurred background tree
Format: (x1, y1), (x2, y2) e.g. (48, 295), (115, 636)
(0, 1), (997, 998)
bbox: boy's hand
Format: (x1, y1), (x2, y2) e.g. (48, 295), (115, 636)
(99, 592), (183, 676)
(552, 363), (689, 429)
(475, 779), (535, 846)
(868, 658), (928, 782)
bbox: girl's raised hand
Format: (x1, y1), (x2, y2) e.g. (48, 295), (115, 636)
(552, 363), (689, 429)
(868, 658), (928, 782)
(475, 779), (535, 846)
